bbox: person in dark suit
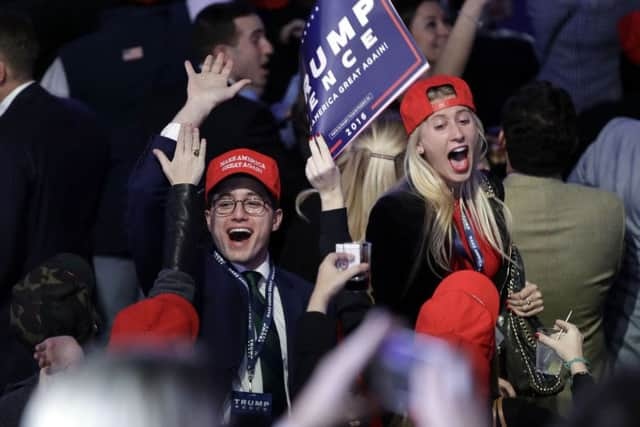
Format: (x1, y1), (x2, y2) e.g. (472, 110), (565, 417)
(0, 11), (108, 390)
(129, 0), (306, 290)
(40, 0), (195, 337)
(142, 67), (313, 423)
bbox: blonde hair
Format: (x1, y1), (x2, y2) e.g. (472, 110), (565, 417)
(405, 102), (510, 273)
(297, 119), (407, 241)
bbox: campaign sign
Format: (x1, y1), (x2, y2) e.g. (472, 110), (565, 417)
(301, 0), (429, 157)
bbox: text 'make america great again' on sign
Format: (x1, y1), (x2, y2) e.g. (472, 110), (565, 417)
(301, 0), (429, 157)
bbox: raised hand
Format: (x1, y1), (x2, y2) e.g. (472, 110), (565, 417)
(306, 134), (344, 210)
(307, 252), (369, 313)
(153, 123), (207, 186)
(34, 336), (84, 375)
(409, 342), (486, 427)
(173, 53), (251, 126)
(507, 281), (544, 317)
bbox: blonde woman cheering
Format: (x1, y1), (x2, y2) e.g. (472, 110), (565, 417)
(366, 75), (541, 324)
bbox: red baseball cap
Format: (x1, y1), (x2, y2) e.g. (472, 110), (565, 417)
(205, 148), (281, 203)
(415, 270), (499, 397)
(619, 11), (640, 65)
(109, 293), (199, 350)
(400, 75), (476, 136)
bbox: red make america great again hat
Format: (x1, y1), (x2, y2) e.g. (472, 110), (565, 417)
(205, 148), (281, 202)
(400, 75), (476, 136)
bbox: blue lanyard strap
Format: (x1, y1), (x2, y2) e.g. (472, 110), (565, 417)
(453, 208), (485, 272)
(212, 250), (276, 385)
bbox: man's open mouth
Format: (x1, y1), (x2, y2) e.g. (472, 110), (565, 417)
(228, 228), (252, 242)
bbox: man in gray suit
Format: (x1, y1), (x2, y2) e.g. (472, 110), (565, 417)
(500, 81), (625, 413)
(569, 117), (640, 372)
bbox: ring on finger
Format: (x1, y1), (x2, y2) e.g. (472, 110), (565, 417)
(526, 298), (531, 307)
(193, 148), (200, 156)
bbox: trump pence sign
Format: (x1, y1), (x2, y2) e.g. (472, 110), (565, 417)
(301, 0), (429, 157)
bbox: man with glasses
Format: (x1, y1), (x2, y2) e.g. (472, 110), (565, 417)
(199, 147), (312, 425)
(205, 148), (283, 271)
(128, 49), (313, 424)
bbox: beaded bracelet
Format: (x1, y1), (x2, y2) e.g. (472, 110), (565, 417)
(564, 357), (590, 370)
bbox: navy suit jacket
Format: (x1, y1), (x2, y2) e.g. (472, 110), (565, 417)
(200, 254), (313, 395)
(0, 83), (108, 389)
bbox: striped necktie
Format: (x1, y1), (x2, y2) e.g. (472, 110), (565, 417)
(242, 270), (287, 416)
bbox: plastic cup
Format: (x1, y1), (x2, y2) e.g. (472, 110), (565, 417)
(535, 327), (563, 376)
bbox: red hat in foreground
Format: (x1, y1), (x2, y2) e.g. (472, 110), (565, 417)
(205, 148), (281, 203)
(415, 270), (499, 397)
(400, 75), (476, 136)
(109, 294), (199, 350)
(619, 11), (640, 65)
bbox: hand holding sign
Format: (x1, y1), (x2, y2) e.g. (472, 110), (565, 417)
(306, 134), (344, 210)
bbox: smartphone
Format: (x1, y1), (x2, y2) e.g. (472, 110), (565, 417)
(335, 242), (371, 291)
(367, 330), (474, 414)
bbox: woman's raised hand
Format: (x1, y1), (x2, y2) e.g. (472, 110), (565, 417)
(306, 134), (344, 210)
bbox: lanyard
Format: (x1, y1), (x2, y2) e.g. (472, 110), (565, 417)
(453, 208), (484, 272)
(212, 250), (275, 387)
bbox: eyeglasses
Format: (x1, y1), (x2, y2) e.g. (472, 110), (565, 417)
(212, 197), (270, 217)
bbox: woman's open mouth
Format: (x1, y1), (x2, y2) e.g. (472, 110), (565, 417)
(448, 146), (470, 173)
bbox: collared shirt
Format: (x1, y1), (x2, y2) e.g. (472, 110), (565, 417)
(0, 81), (35, 118)
(220, 256), (290, 421)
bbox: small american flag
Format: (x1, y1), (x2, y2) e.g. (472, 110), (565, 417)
(122, 46), (144, 62)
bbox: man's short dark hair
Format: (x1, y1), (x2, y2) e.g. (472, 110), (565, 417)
(502, 81), (578, 176)
(193, 1), (256, 63)
(0, 11), (39, 80)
